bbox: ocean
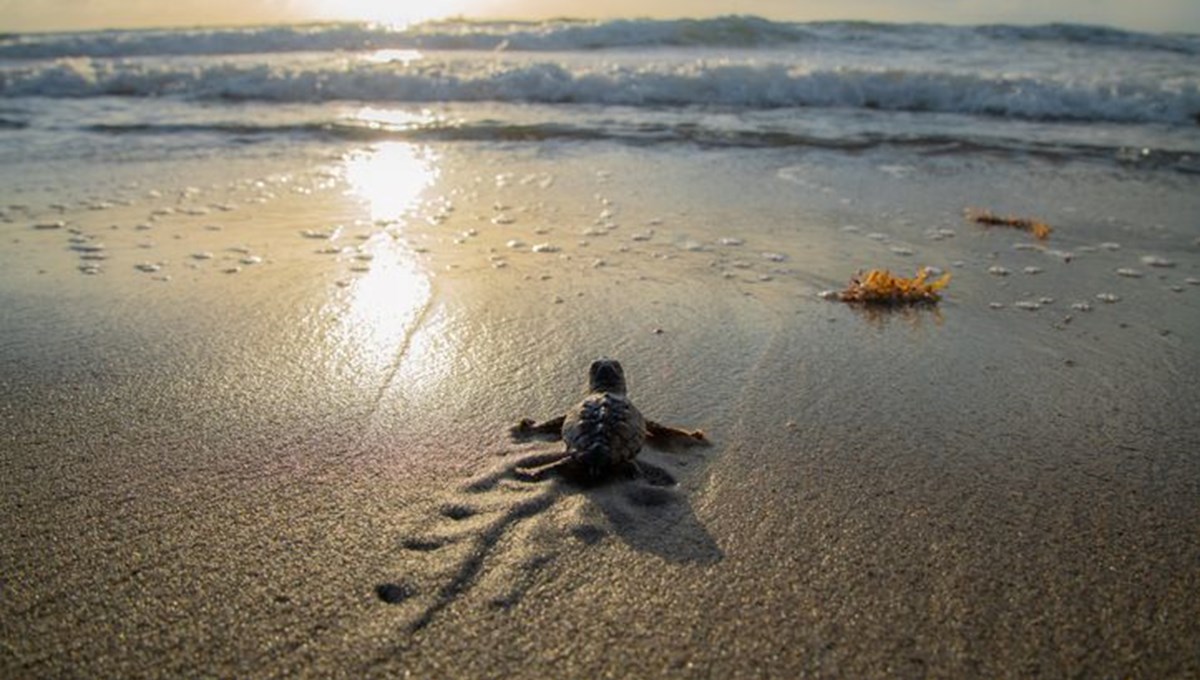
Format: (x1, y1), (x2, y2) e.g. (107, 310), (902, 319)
(2, 16), (1198, 178)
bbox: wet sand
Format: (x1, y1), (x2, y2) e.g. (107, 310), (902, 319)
(2, 142), (1199, 678)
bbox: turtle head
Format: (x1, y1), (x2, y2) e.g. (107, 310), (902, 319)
(588, 358), (627, 394)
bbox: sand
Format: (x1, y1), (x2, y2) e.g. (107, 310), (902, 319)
(2, 142), (1199, 678)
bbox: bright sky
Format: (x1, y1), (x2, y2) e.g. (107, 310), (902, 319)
(1, 0), (1197, 34)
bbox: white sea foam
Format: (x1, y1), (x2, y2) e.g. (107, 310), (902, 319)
(4, 55), (1195, 125)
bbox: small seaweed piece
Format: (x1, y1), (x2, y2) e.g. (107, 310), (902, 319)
(837, 267), (950, 305)
(967, 208), (1052, 240)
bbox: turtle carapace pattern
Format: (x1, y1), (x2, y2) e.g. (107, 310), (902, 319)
(511, 358), (707, 479)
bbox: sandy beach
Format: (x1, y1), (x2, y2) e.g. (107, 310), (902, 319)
(2, 134), (1198, 678)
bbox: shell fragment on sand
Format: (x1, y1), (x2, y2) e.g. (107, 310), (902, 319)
(1140, 255), (1175, 268)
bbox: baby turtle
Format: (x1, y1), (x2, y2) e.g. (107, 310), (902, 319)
(511, 358), (707, 480)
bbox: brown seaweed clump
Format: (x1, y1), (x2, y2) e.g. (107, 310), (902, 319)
(836, 267), (950, 305)
(967, 208), (1052, 240)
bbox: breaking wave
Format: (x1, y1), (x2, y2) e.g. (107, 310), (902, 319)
(4, 56), (1197, 125)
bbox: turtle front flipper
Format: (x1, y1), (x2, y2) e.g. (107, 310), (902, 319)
(645, 420), (709, 450)
(510, 415), (566, 441)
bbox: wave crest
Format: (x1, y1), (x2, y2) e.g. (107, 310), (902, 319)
(4, 57), (1196, 125)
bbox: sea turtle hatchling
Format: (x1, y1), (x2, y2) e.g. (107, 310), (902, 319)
(510, 358), (708, 480)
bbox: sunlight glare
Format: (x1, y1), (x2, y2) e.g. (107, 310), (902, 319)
(302, 0), (495, 26)
(362, 49), (423, 65)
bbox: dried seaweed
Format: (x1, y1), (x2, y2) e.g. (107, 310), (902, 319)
(836, 267), (950, 305)
(967, 208), (1052, 240)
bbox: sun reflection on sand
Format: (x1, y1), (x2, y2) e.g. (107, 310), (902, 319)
(339, 241), (431, 372)
(332, 142), (443, 385)
(342, 141), (438, 223)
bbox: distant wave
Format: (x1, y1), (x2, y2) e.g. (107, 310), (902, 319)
(0, 17), (1196, 59)
(4, 57), (1197, 125)
(77, 118), (1200, 172)
(975, 22), (1200, 55)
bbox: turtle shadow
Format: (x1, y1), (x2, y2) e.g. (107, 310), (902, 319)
(499, 423), (719, 561)
(466, 451), (723, 567)
(552, 458), (723, 568)
(375, 448), (721, 632)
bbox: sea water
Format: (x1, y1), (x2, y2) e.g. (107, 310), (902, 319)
(2, 17), (1198, 176)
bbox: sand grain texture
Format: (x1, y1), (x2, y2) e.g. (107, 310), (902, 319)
(3, 144), (1199, 678)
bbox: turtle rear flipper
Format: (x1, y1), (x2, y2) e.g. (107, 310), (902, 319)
(645, 420), (709, 450)
(511, 453), (571, 484)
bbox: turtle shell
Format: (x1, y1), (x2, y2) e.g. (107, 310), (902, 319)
(562, 391), (646, 475)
